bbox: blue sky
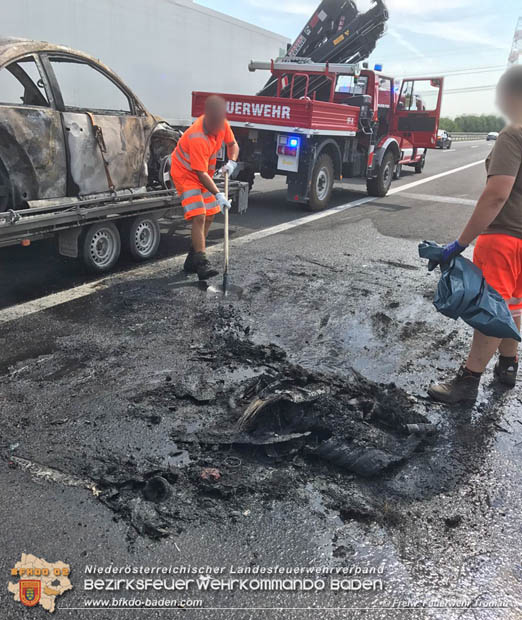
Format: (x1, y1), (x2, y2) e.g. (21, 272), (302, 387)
(196, 0), (521, 117)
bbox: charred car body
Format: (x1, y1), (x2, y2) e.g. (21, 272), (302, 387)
(0, 37), (178, 212)
(0, 38), (248, 273)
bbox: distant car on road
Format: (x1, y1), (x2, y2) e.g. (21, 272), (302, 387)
(436, 130), (452, 149)
(487, 132), (499, 141)
(0, 37), (180, 212)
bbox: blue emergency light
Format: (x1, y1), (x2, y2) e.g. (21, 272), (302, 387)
(288, 138), (299, 148)
(374, 63), (383, 71)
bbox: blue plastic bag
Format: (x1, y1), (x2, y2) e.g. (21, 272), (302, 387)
(419, 241), (521, 342)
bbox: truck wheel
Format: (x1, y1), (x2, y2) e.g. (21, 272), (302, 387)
(414, 153), (426, 173)
(308, 154), (334, 211)
(367, 151), (394, 197)
(82, 222), (121, 273)
(122, 216), (161, 261)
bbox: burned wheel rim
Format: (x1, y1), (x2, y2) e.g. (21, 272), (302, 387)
(88, 228), (119, 268)
(0, 184), (9, 211)
(133, 219), (159, 258)
(316, 168), (330, 201)
(0, 163), (12, 211)
(159, 155), (173, 190)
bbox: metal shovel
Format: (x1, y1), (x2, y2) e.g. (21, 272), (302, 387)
(206, 172), (243, 299)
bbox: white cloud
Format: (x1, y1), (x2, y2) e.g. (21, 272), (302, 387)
(397, 19), (507, 50)
(245, 0), (317, 16)
(384, 0), (474, 15)
(387, 27), (426, 58)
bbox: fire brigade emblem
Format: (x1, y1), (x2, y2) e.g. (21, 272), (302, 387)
(20, 580), (41, 607)
(9, 553), (72, 613)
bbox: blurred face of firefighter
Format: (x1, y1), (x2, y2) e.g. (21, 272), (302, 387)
(497, 66), (522, 124)
(204, 95), (227, 135)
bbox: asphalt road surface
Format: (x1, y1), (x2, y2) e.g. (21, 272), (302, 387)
(1, 140), (490, 311)
(3, 139), (521, 620)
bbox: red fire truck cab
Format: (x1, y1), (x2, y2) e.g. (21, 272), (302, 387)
(193, 61), (443, 211)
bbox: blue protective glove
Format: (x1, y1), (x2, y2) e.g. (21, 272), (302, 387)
(442, 240), (467, 263)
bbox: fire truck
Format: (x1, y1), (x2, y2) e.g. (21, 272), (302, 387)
(192, 0), (444, 211)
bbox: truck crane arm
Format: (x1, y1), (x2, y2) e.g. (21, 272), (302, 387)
(258, 0), (388, 99)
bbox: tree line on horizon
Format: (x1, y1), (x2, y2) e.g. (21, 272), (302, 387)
(439, 115), (505, 133)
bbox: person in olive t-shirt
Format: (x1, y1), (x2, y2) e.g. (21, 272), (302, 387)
(430, 66), (522, 403)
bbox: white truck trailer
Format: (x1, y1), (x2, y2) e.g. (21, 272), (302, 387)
(2, 0), (289, 126)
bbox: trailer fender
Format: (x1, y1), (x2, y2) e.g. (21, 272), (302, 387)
(370, 139), (400, 178)
(314, 139), (342, 179)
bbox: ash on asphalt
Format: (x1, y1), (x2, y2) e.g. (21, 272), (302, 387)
(1, 218), (520, 617)
(0, 258), (502, 542)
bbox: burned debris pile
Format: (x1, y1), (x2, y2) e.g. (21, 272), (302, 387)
(92, 330), (434, 539)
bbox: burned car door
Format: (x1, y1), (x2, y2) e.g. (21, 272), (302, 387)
(0, 55), (67, 209)
(42, 54), (153, 196)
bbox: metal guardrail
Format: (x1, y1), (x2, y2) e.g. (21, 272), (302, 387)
(449, 132), (489, 141)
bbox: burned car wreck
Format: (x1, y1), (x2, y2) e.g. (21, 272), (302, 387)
(0, 37), (179, 211)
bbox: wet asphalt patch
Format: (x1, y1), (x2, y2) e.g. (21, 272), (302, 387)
(1, 219), (520, 612)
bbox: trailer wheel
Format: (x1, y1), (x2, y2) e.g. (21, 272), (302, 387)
(82, 222), (121, 273)
(414, 153), (426, 174)
(308, 153), (334, 211)
(123, 216), (161, 262)
(367, 151), (394, 197)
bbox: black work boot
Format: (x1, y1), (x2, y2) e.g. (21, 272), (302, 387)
(193, 252), (218, 281)
(183, 247), (197, 274)
(428, 366), (481, 404)
(494, 355), (518, 388)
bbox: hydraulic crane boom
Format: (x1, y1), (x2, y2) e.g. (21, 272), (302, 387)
(258, 0), (388, 99)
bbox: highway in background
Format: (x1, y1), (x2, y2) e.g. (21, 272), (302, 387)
(1, 140), (491, 311)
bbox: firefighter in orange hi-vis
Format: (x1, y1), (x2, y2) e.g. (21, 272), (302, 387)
(171, 95), (239, 280)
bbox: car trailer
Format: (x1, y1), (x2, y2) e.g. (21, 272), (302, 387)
(0, 181), (248, 273)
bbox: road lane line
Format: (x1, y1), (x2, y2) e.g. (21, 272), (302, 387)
(387, 159), (484, 195)
(0, 158), (486, 325)
(399, 192), (477, 206)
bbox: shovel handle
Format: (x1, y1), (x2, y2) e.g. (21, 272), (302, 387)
(223, 172), (229, 278)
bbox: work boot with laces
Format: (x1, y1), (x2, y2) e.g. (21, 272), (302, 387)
(193, 252), (218, 281)
(183, 247), (197, 274)
(428, 366), (481, 404)
(494, 355), (518, 388)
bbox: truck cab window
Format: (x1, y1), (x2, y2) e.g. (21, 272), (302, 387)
(335, 75), (368, 95)
(0, 58), (49, 107)
(49, 57), (132, 114)
(399, 79), (441, 112)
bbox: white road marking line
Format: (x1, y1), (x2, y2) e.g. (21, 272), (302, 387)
(387, 159), (484, 195)
(0, 158), (486, 325)
(233, 196), (375, 246)
(399, 192), (477, 206)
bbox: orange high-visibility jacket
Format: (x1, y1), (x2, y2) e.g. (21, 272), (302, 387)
(170, 115), (236, 188)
